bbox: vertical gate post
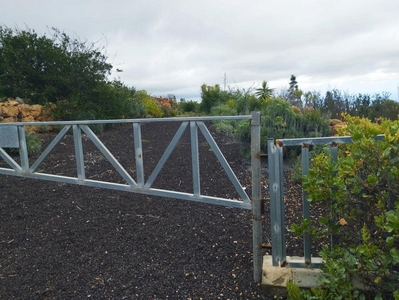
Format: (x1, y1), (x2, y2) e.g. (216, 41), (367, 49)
(251, 111), (262, 283)
(268, 138), (286, 266)
(301, 144), (311, 264)
(330, 143), (338, 247)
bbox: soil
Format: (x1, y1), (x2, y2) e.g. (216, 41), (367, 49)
(0, 121), (308, 299)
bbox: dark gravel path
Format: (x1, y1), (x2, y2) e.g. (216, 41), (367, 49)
(0, 121), (304, 299)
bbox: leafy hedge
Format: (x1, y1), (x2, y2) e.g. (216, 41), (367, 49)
(290, 116), (399, 299)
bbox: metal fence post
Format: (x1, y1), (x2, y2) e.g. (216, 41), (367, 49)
(301, 144), (311, 264)
(251, 111), (262, 283)
(330, 143), (338, 248)
(268, 138), (286, 266)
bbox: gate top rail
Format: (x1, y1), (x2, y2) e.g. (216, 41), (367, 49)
(277, 134), (385, 146)
(0, 115), (252, 127)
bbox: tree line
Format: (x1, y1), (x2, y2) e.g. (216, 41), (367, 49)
(1, 25), (398, 134)
(0, 26), (178, 125)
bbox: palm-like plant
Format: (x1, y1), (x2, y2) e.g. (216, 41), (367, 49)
(255, 80), (274, 100)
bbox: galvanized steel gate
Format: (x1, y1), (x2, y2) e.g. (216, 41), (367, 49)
(0, 112), (263, 282)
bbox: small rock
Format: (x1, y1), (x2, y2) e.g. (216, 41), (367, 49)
(15, 97), (24, 104)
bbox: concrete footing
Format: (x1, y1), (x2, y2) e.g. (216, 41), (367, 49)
(261, 255), (323, 298)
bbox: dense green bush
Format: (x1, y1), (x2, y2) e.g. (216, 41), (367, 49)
(199, 84), (228, 113)
(0, 26), (111, 104)
(209, 104), (237, 134)
(0, 26), (146, 122)
(52, 80), (145, 121)
(210, 103), (237, 117)
(179, 99), (200, 114)
(208, 96), (330, 157)
(90, 80), (145, 120)
(132, 90), (163, 118)
(74, 110), (104, 134)
(25, 131), (42, 155)
(290, 115), (399, 299)
(228, 98), (331, 154)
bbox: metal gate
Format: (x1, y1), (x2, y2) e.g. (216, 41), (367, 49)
(0, 112), (263, 282)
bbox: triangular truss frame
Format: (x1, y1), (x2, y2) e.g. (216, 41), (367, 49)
(0, 120), (251, 209)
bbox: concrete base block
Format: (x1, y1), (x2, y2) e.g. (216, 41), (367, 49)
(262, 255), (322, 298)
(261, 255), (376, 297)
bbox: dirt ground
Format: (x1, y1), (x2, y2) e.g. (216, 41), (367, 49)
(0, 121), (306, 299)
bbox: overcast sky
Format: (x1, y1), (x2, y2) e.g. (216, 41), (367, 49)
(1, 0), (399, 101)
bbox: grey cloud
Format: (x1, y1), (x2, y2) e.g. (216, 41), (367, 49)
(1, 0), (399, 100)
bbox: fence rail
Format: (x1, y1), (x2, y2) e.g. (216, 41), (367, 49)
(267, 134), (385, 268)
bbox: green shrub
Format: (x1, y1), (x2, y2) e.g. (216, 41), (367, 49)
(212, 120), (236, 135)
(210, 103), (237, 116)
(302, 108), (331, 137)
(0, 26), (112, 105)
(230, 98), (330, 155)
(291, 115), (399, 299)
(74, 110), (104, 134)
(210, 104), (239, 135)
(51, 80), (145, 122)
(133, 90), (163, 118)
(179, 99), (200, 114)
(123, 97), (146, 119)
(161, 107), (178, 117)
(291, 145), (329, 183)
(143, 98), (163, 117)
(25, 131), (42, 155)
(286, 281), (304, 300)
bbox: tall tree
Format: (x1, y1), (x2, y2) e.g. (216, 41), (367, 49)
(287, 75), (302, 107)
(200, 84), (228, 113)
(255, 80), (274, 100)
(288, 75), (298, 94)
